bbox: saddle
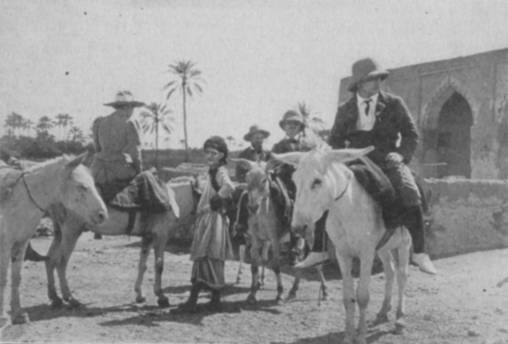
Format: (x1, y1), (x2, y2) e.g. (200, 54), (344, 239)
(108, 170), (174, 213)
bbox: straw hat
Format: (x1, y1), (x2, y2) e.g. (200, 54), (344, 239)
(243, 125), (270, 142)
(348, 58), (389, 92)
(104, 90), (145, 108)
(279, 110), (305, 130)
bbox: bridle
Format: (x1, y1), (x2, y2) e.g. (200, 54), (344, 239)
(14, 171), (46, 212)
(333, 176), (351, 202)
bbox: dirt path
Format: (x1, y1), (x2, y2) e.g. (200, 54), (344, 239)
(1, 234), (508, 344)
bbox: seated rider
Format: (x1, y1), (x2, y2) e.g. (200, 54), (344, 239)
(90, 90), (145, 203)
(233, 125), (272, 241)
(271, 110), (327, 254)
(297, 58), (437, 275)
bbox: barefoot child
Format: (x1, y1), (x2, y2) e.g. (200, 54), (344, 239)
(179, 136), (234, 312)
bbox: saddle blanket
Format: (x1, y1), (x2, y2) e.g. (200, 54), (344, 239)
(109, 170), (173, 213)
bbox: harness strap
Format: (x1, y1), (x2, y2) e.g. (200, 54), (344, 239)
(21, 173), (46, 212)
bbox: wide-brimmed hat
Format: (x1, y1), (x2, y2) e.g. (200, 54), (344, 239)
(279, 110), (305, 130)
(243, 125), (270, 142)
(104, 90), (145, 108)
(348, 58), (389, 92)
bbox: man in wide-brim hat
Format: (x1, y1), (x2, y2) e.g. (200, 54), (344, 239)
(91, 90), (145, 203)
(322, 57), (437, 274)
(236, 125), (271, 181)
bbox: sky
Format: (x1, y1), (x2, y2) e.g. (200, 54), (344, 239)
(1, 0), (508, 149)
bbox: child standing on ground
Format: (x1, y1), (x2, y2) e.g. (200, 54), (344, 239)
(179, 136), (234, 312)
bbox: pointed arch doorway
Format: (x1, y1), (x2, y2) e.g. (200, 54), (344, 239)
(434, 92), (473, 178)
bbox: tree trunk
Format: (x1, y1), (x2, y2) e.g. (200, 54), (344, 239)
(155, 114), (159, 169)
(182, 84), (189, 162)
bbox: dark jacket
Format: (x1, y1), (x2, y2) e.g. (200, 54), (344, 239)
(328, 91), (418, 166)
(235, 146), (272, 182)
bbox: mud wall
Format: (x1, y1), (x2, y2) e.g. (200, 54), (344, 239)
(424, 178), (508, 258)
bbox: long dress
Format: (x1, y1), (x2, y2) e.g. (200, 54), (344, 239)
(189, 166), (234, 290)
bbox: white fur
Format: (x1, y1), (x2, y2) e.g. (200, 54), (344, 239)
(287, 148), (412, 344)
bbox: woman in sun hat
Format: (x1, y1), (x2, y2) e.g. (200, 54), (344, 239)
(90, 90), (145, 202)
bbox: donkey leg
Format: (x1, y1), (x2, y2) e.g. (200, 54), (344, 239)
(134, 235), (152, 304)
(286, 273), (300, 302)
(316, 264), (328, 301)
(336, 253), (355, 344)
(10, 241), (29, 324)
(247, 242), (261, 304)
(356, 253), (375, 344)
(56, 227), (82, 307)
(260, 242), (270, 286)
(271, 242), (283, 303)
(0, 231), (10, 327)
(235, 244), (246, 284)
(153, 232), (169, 308)
(374, 249), (395, 325)
(394, 231), (411, 334)
(45, 230), (63, 307)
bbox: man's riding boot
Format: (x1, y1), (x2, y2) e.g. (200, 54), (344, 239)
(294, 212), (330, 269)
(208, 289), (222, 312)
(179, 283), (201, 312)
(403, 206), (437, 275)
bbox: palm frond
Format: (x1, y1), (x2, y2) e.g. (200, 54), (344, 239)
(186, 86), (193, 97)
(193, 83), (204, 94)
(163, 80), (177, 89)
(166, 88), (177, 100)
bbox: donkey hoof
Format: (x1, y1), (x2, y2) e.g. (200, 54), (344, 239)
(372, 313), (390, 326)
(51, 297), (64, 308)
(246, 294), (257, 305)
(11, 312), (29, 325)
(284, 291), (296, 303)
(135, 296), (146, 304)
(66, 298), (82, 308)
(157, 296), (170, 308)
(394, 319), (406, 334)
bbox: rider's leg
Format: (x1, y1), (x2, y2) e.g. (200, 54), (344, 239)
(385, 163), (437, 275)
(294, 211), (330, 269)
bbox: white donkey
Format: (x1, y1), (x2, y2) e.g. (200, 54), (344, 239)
(274, 146), (412, 344)
(44, 175), (200, 309)
(0, 156), (107, 325)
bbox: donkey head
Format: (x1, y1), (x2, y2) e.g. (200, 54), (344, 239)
(59, 155), (108, 226)
(272, 146), (374, 229)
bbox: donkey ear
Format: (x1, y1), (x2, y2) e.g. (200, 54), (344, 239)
(326, 146), (375, 163)
(270, 152), (304, 168)
(230, 158), (257, 171)
(65, 154), (85, 170)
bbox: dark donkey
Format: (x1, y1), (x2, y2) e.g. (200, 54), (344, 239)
(232, 158), (327, 303)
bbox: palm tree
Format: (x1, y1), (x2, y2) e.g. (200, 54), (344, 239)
(164, 60), (204, 161)
(69, 126), (85, 143)
(55, 113), (73, 140)
(139, 102), (174, 167)
(5, 112), (24, 137)
(297, 102), (328, 140)
(22, 119), (34, 136)
(36, 116), (54, 135)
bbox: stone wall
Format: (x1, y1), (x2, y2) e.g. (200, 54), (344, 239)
(424, 178), (508, 258)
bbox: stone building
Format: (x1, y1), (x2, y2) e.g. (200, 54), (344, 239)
(338, 48), (508, 179)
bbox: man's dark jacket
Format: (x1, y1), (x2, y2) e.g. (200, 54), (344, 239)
(328, 91), (418, 166)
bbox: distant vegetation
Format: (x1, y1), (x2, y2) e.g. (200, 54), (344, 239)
(1, 112), (89, 160)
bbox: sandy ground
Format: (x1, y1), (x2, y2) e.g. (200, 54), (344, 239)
(1, 233), (508, 344)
